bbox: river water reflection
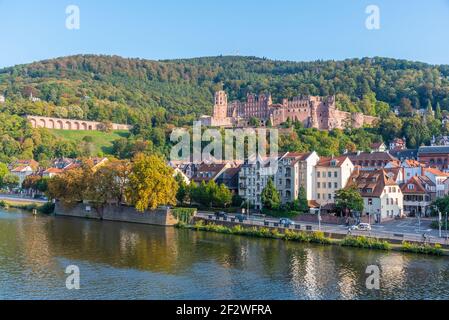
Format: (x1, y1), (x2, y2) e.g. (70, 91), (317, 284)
(0, 210), (448, 300)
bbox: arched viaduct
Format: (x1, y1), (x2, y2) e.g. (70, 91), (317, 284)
(26, 116), (132, 131)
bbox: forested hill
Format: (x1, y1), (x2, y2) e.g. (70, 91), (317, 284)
(1, 54), (449, 163)
(1, 55), (449, 127)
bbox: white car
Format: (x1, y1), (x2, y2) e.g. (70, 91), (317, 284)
(349, 223), (372, 231)
(357, 223), (372, 231)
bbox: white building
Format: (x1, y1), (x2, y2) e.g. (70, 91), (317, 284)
(313, 156), (354, 206)
(238, 156), (275, 210)
(276, 151), (319, 204)
(347, 169), (404, 223)
(10, 165), (34, 186)
(423, 168), (449, 198)
(0, 95), (5, 104)
(384, 160), (423, 183)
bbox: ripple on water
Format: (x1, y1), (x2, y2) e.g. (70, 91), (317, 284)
(0, 211), (448, 300)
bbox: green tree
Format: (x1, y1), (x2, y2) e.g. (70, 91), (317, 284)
(435, 102), (442, 120)
(212, 183), (232, 208)
(0, 162), (9, 184)
(335, 186), (364, 217)
(249, 117), (259, 127)
(2, 174), (20, 190)
(261, 178), (280, 210)
(126, 154), (178, 211)
(296, 186), (309, 213)
(175, 173), (189, 205)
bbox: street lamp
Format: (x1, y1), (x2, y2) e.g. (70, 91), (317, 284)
(368, 199), (372, 225)
(318, 203), (322, 231)
(438, 206), (442, 239)
(417, 202), (422, 233)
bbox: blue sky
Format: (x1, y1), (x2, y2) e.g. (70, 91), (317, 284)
(0, 0), (448, 68)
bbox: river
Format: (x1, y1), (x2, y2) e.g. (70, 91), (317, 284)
(0, 209), (448, 300)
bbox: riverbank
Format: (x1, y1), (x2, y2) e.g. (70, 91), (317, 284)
(178, 221), (447, 256)
(0, 199), (53, 214)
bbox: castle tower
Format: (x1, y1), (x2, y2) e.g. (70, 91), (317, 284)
(213, 91), (228, 120)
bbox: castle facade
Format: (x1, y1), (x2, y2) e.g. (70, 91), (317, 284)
(201, 91), (378, 130)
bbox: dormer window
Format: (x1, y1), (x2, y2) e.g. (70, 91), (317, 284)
(408, 184), (414, 190)
(331, 160), (337, 167)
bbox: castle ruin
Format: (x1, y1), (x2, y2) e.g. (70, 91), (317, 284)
(201, 91), (378, 130)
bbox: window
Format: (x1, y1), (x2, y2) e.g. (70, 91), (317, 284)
(328, 172), (332, 178)
(328, 182), (332, 189)
(334, 171), (338, 178)
(317, 171), (321, 178)
(317, 193), (321, 199)
(334, 182), (338, 189)
(328, 194), (332, 200)
(317, 182), (321, 188)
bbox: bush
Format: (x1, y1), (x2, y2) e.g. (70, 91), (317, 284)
(38, 202), (55, 214)
(401, 242), (444, 256)
(341, 236), (391, 250)
(284, 230), (333, 245)
(430, 220), (448, 230)
(172, 207), (196, 224)
(0, 200), (7, 208)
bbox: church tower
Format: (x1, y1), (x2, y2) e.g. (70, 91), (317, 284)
(213, 91), (228, 120)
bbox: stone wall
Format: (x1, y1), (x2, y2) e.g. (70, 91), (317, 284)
(55, 202), (178, 226)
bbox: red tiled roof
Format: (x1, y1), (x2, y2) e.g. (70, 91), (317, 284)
(11, 166), (32, 172)
(192, 163), (228, 183)
(347, 169), (399, 197)
(44, 168), (64, 174)
(401, 176), (427, 194)
(371, 142), (385, 149)
(347, 152), (397, 162)
(317, 156), (350, 168)
(424, 167), (449, 177)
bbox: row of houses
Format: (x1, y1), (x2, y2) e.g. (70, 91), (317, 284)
(7, 157), (109, 187)
(172, 145), (449, 224)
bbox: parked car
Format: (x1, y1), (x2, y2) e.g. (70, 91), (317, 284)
(279, 218), (295, 227)
(348, 223), (372, 231)
(214, 211), (228, 219)
(234, 214), (247, 222)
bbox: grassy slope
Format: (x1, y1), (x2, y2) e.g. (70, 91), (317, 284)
(51, 130), (130, 155)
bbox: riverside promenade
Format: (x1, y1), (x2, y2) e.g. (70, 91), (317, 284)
(195, 212), (449, 247)
(0, 194), (47, 204)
